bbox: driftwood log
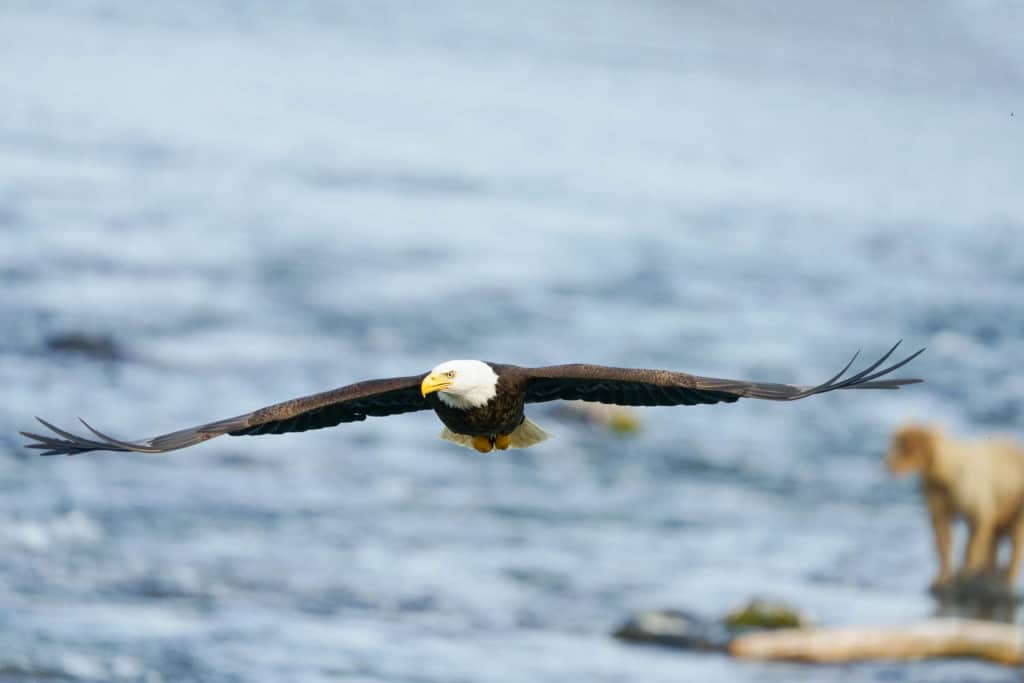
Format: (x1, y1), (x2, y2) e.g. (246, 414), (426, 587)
(729, 618), (1024, 666)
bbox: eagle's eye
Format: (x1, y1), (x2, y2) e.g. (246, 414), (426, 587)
(446, 370), (456, 379)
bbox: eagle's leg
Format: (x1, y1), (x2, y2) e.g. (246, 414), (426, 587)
(494, 433), (512, 450)
(471, 435), (494, 453)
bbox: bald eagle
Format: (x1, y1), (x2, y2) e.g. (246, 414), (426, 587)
(22, 342), (923, 456)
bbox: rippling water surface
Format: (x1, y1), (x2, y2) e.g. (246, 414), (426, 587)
(1, 1), (1022, 681)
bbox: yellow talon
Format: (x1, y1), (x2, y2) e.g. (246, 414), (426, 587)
(472, 435), (494, 453)
(494, 433), (512, 450)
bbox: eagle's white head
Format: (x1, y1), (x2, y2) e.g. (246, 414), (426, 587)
(421, 359), (499, 409)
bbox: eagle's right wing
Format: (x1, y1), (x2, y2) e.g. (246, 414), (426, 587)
(22, 374), (430, 456)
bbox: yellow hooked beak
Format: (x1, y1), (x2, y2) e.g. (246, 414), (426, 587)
(421, 373), (454, 397)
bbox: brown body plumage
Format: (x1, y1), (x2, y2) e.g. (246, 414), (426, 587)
(427, 365), (527, 437)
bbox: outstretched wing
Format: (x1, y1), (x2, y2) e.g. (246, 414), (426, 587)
(22, 374), (430, 456)
(523, 341), (924, 407)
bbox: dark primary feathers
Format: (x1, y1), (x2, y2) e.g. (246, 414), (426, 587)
(22, 341), (923, 456)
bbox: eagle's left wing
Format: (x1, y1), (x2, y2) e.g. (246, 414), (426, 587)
(522, 341), (924, 407)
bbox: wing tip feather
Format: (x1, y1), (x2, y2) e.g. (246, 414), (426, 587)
(802, 342), (925, 398)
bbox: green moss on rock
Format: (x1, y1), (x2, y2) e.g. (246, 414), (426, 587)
(725, 599), (807, 630)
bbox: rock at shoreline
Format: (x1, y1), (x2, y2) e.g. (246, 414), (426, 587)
(45, 332), (124, 361)
(613, 609), (733, 651)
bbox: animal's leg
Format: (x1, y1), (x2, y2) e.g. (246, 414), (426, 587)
(494, 433), (512, 450)
(1006, 513), (1024, 584)
(987, 524), (1005, 574)
(926, 490), (954, 588)
(964, 516), (996, 576)
(471, 435), (494, 453)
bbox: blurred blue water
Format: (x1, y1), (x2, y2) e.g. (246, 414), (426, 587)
(1, 1), (1022, 681)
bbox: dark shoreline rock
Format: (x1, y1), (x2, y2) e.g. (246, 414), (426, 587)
(931, 573), (1023, 605)
(44, 332), (124, 361)
(613, 609), (734, 652)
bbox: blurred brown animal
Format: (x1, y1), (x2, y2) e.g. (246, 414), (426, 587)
(887, 424), (1024, 590)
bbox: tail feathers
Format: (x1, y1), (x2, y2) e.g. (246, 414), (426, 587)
(439, 418), (551, 451)
(508, 417), (550, 448)
(439, 428), (477, 449)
